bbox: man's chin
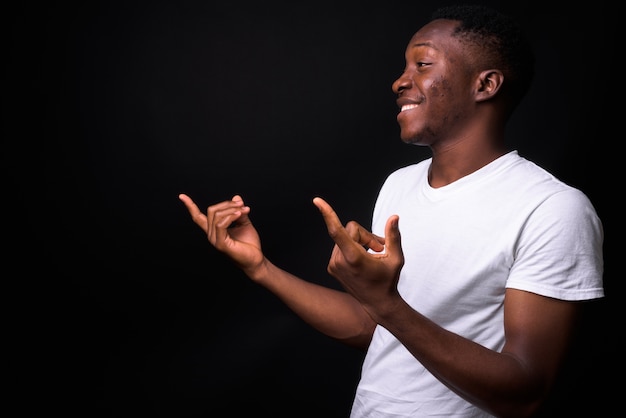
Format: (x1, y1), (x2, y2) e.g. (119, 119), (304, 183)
(400, 135), (428, 147)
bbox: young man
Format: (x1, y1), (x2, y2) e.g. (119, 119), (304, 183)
(179, 4), (604, 417)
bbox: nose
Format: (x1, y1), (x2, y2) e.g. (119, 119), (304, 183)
(392, 72), (411, 95)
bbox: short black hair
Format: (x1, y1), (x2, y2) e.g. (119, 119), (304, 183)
(431, 4), (535, 111)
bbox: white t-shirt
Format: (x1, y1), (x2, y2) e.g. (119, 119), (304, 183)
(350, 151), (604, 417)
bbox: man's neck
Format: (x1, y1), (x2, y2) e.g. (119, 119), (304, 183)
(428, 142), (508, 188)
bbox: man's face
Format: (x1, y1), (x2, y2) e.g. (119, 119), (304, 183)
(392, 19), (476, 149)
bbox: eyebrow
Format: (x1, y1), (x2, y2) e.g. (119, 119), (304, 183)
(411, 41), (439, 51)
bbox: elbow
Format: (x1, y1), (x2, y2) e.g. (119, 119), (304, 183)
(335, 319), (376, 350)
(492, 400), (543, 418)
(486, 387), (553, 418)
(335, 334), (372, 350)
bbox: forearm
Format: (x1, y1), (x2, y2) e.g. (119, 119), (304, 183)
(375, 302), (545, 417)
(247, 258), (376, 349)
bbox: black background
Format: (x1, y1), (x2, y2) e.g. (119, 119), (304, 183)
(7, 0), (618, 416)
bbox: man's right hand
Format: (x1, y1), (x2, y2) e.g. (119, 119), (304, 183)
(179, 194), (265, 275)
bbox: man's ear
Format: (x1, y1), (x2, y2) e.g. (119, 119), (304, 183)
(475, 69), (504, 102)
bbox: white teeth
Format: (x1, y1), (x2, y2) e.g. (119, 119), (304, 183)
(401, 104), (419, 112)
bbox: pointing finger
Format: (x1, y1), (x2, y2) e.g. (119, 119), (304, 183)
(313, 197), (363, 259)
(179, 193), (208, 232)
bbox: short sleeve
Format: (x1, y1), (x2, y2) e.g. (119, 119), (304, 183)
(506, 188), (604, 301)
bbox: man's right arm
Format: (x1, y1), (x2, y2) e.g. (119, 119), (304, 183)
(179, 193), (376, 349)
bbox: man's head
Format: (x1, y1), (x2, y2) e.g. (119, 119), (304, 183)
(393, 4), (534, 148)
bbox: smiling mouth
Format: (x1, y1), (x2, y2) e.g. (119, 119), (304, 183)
(401, 104), (419, 112)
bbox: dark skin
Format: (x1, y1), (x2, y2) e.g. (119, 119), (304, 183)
(180, 19), (580, 417)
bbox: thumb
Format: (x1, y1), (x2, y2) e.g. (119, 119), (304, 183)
(231, 195), (252, 223)
(384, 215), (403, 259)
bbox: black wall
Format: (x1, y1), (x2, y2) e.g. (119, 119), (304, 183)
(7, 1), (617, 416)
